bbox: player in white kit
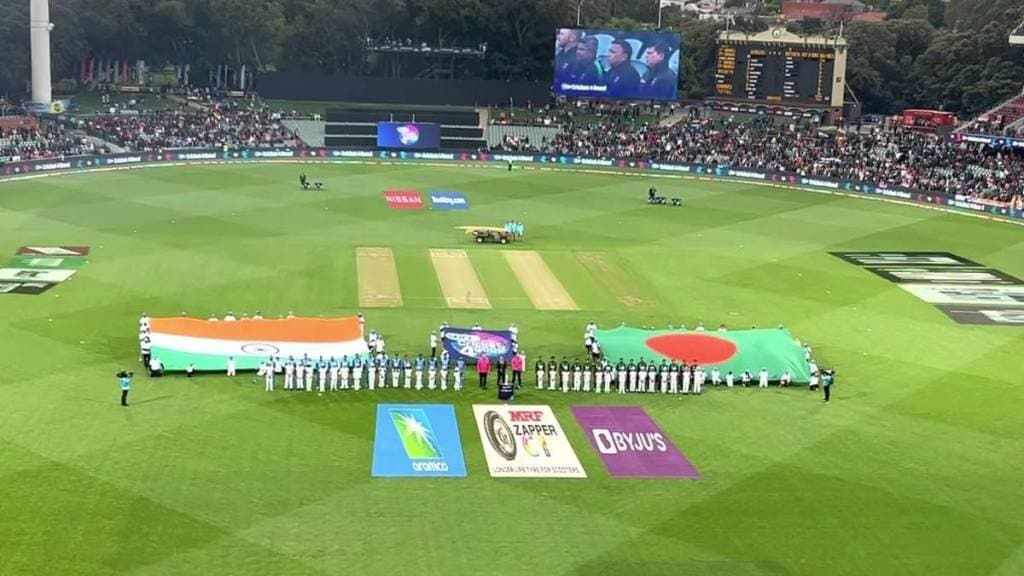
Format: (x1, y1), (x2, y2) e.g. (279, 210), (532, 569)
(572, 362), (582, 392)
(726, 370), (734, 387)
(353, 357), (363, 391)
(226, 356), (236, 377)
(669, 362), (679, 394)
(304, 361), (314, 391)
(682, 365), (691, 394)
(318, 360), (327, 393)
(367, 357), (377, 390)
(330, 358), (340, 391)
(759, 368), (769, 388)
(592, 363), (602, 393)
(261, 362), (275, 392)
(711, 367), (721, 386)
(693, 366), (704, 394)
(428, 358), (437, 390)
(647, 364), (658, 393)
(284, 358), (296, 390)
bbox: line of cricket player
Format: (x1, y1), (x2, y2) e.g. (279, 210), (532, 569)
(251, 352), (470, 393)
(532, 356), (795, 394)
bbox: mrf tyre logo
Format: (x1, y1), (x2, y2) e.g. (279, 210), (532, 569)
(472, 405), (586, 478)
(483, 411), (517, 461)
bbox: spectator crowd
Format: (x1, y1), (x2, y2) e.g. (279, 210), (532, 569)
(84, 101), (298, 150)
(0, 123), (100, 162)
(497, 114), (1024, 205)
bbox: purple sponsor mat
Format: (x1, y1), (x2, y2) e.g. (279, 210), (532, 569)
(571, 406), (699, 478)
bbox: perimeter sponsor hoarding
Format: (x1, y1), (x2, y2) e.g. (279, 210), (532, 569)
(571, 406), (699, 478)
(473, 404), (586, 478)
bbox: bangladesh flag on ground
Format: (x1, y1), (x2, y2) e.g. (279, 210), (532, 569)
(595, 327), (811, 384)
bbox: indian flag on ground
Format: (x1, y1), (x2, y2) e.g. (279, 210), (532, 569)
(148, 316), (369, 371)
(595, 326), (812, 384)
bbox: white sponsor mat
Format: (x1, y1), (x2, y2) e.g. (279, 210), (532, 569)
(901, 284), (1024, 306)
(472, 404), (586, 478)
(0, 268), (76, 283)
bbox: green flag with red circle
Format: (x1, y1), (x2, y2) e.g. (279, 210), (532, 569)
(594, 327), (812, 384)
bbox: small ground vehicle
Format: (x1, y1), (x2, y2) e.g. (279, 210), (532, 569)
(473, 229), (513, 244)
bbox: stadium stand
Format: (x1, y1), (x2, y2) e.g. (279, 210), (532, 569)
(958, 88), (1024, 136)
(83, 102), (299, 151)
(486, 125), (560, 151)
(494, 116), (1024, 204)
(323, 107), (484, 149)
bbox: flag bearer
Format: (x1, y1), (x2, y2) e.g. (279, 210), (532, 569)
(711, 367), (721, 386)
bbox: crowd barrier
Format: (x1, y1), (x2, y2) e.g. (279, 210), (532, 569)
(2, 147), (1021, 222)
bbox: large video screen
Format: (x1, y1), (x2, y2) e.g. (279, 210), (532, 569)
(377, 122), (441, 149)
(554, 28), (681, 101)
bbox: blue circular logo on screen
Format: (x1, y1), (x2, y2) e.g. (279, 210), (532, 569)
(397, 125), (420, 146)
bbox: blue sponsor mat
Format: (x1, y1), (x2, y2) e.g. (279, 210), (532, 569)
(428, 190), (469, 210)
(371, 404), (468, 477)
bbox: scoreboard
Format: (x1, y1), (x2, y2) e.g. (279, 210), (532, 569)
(713, 27), (847, 109)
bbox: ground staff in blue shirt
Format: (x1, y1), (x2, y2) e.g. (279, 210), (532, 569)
(118, 370), (134, 406)
(823, 369), (836, 403)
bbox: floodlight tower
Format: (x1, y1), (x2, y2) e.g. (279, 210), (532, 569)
(30, 0), (53, 105)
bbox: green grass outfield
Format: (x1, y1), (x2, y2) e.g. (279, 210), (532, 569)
(1, 160), (1023, 575)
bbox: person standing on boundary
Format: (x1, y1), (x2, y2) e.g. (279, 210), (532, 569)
(823, 369), (835, 402)
(511, 351), (524, 389)
(477, 355), (490, 389)
(118, 370), (133, 406)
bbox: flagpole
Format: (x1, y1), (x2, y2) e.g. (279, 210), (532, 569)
(657, 1), (663, 29)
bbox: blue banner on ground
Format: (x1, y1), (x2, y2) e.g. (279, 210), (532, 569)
(429, 190), (469, 210)
(442, 328), (515, 364)
(371, 404), (467, 478)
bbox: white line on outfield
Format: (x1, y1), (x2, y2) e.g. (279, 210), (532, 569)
(3, 158), (1022, 229)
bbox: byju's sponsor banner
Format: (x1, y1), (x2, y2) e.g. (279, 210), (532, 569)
(0, 268), (76, 283)
(571, 406), (699, 478)
(7, 256), (88, 270)
(938, 305), (1024, 326)
(0, 282), (58, 295)
(372, 404), (467, 478)
(16, 245), (91, 257)
(383, 190), (424, 210)
(442, 328), (514, 365)
(473, 404), (586, 478)
(429, 190), (469, 210)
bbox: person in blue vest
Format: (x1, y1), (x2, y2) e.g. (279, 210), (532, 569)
(822, 369), (836, 402)
(391, 355), (403, 389)
(454, 358), (465, 391)
(414, 354), (426, 390)
(117, 370), (134, 406)
(439, 352), (450, 391)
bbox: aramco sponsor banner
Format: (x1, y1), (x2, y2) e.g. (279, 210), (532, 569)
(371, 404), (467, 478)
(571, 406), (699, 478)
(472, 404), (586, 478)
(441, 328), (514, 364)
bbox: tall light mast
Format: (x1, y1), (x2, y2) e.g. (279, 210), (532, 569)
(30, 0), (53, 105)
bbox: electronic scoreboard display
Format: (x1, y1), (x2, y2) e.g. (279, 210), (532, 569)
(714, 43), (837, 106)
